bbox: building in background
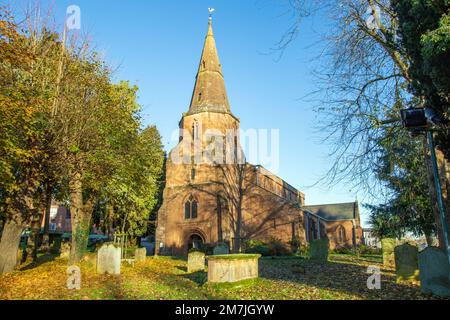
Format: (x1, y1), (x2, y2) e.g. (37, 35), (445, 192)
(362, 228), (381, 248)
(303, 202), (363, 249)
(40, 202), (72, 235)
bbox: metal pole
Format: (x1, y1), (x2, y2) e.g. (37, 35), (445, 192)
(427, 131), (450, 276)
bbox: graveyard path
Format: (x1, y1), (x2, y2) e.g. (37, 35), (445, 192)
(0, 254), (444, 300)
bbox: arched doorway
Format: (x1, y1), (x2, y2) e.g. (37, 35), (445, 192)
(187, 234), (204, 251)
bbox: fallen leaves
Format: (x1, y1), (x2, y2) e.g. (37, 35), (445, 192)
(0, 253), (439, 300)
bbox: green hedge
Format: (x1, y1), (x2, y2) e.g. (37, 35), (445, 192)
(243, 238), (293, 256)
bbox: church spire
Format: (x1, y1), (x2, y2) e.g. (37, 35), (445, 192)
(188, 14), (231, 115)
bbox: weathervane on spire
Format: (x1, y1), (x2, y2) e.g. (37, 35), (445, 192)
(208, 8), (215, 21)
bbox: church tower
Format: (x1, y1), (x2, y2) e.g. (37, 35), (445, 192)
(155, 16), (240, 255)
(155, 15), (307, 257)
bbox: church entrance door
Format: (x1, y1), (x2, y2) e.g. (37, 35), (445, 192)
(188, 234), (204, 251)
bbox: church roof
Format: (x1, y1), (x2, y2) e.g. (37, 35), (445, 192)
(187, 18), (232, 115)
(303, 202), (359, 221)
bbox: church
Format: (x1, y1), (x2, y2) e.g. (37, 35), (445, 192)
(155, 17), (363, 256)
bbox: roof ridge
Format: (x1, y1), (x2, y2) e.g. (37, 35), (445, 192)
(304, 201), (357, 207)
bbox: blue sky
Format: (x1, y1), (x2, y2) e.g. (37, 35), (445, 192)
(9, 0), (370, 226)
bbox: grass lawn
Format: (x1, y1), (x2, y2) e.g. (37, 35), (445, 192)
(0, 253), (438, 300)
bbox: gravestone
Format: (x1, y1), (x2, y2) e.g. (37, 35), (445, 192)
(394, 243), (419, 283)
(418, 247), (450, 298)
(135, 248), (147, 263)
(188, 251), (206, 273)
(213, 243), (229, 255)
(309, 239), (329, 262)
(60, 242), (71, 259)
(381, 238), (396, 267)
(50, 236), (62, 255)
(97, 243), (121, 275)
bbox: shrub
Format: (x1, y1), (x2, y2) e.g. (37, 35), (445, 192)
(243, 238), (293, 256)
(289, 238), (302, 253)
(267, 238), (292, 256)
(296, 245), (309, 257)
(358, 245), (382, 255)
(243, 239), (270, 256)
(332, 247), (353, 255)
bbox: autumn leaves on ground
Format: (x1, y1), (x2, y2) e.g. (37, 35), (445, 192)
(0, 254), (429, 300)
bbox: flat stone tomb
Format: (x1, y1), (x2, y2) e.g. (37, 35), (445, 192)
(207, 254), (261, 283)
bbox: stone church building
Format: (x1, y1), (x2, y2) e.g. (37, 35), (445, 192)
(155, 18), (362, 256)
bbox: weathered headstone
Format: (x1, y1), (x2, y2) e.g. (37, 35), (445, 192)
(381, 238), (396, 267)
(188, 251), (206, 273)
(213, 243), (229, 255)
(60, 242), (71, 259)
(50, 237), (62, 254)
(418, 247), (450, 298)
(135, 248), (147, 263)
(394, 243), (419, 283)
(97, 243), (121, 275)
(309, 239), (329, 262)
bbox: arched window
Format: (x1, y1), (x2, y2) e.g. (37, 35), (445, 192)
(185, 201), (191, 219)
(184, 196), (199, 220)
(337, 226), (346, 244)
(309, 218), (317, 240)
(192, 200), (198, 219)
(198, 92), (202, 102)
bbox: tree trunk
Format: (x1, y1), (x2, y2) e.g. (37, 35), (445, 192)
(24, 209), (43, 263)
(69, 172), (92, 265)
(233, 206), (242, 253)
(41, 185), (53, 251)
(217, 195), (223, 242)
(436, 148), (450, 248)
(423, 137), (446, 249)
(0, 219), (25, 274)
